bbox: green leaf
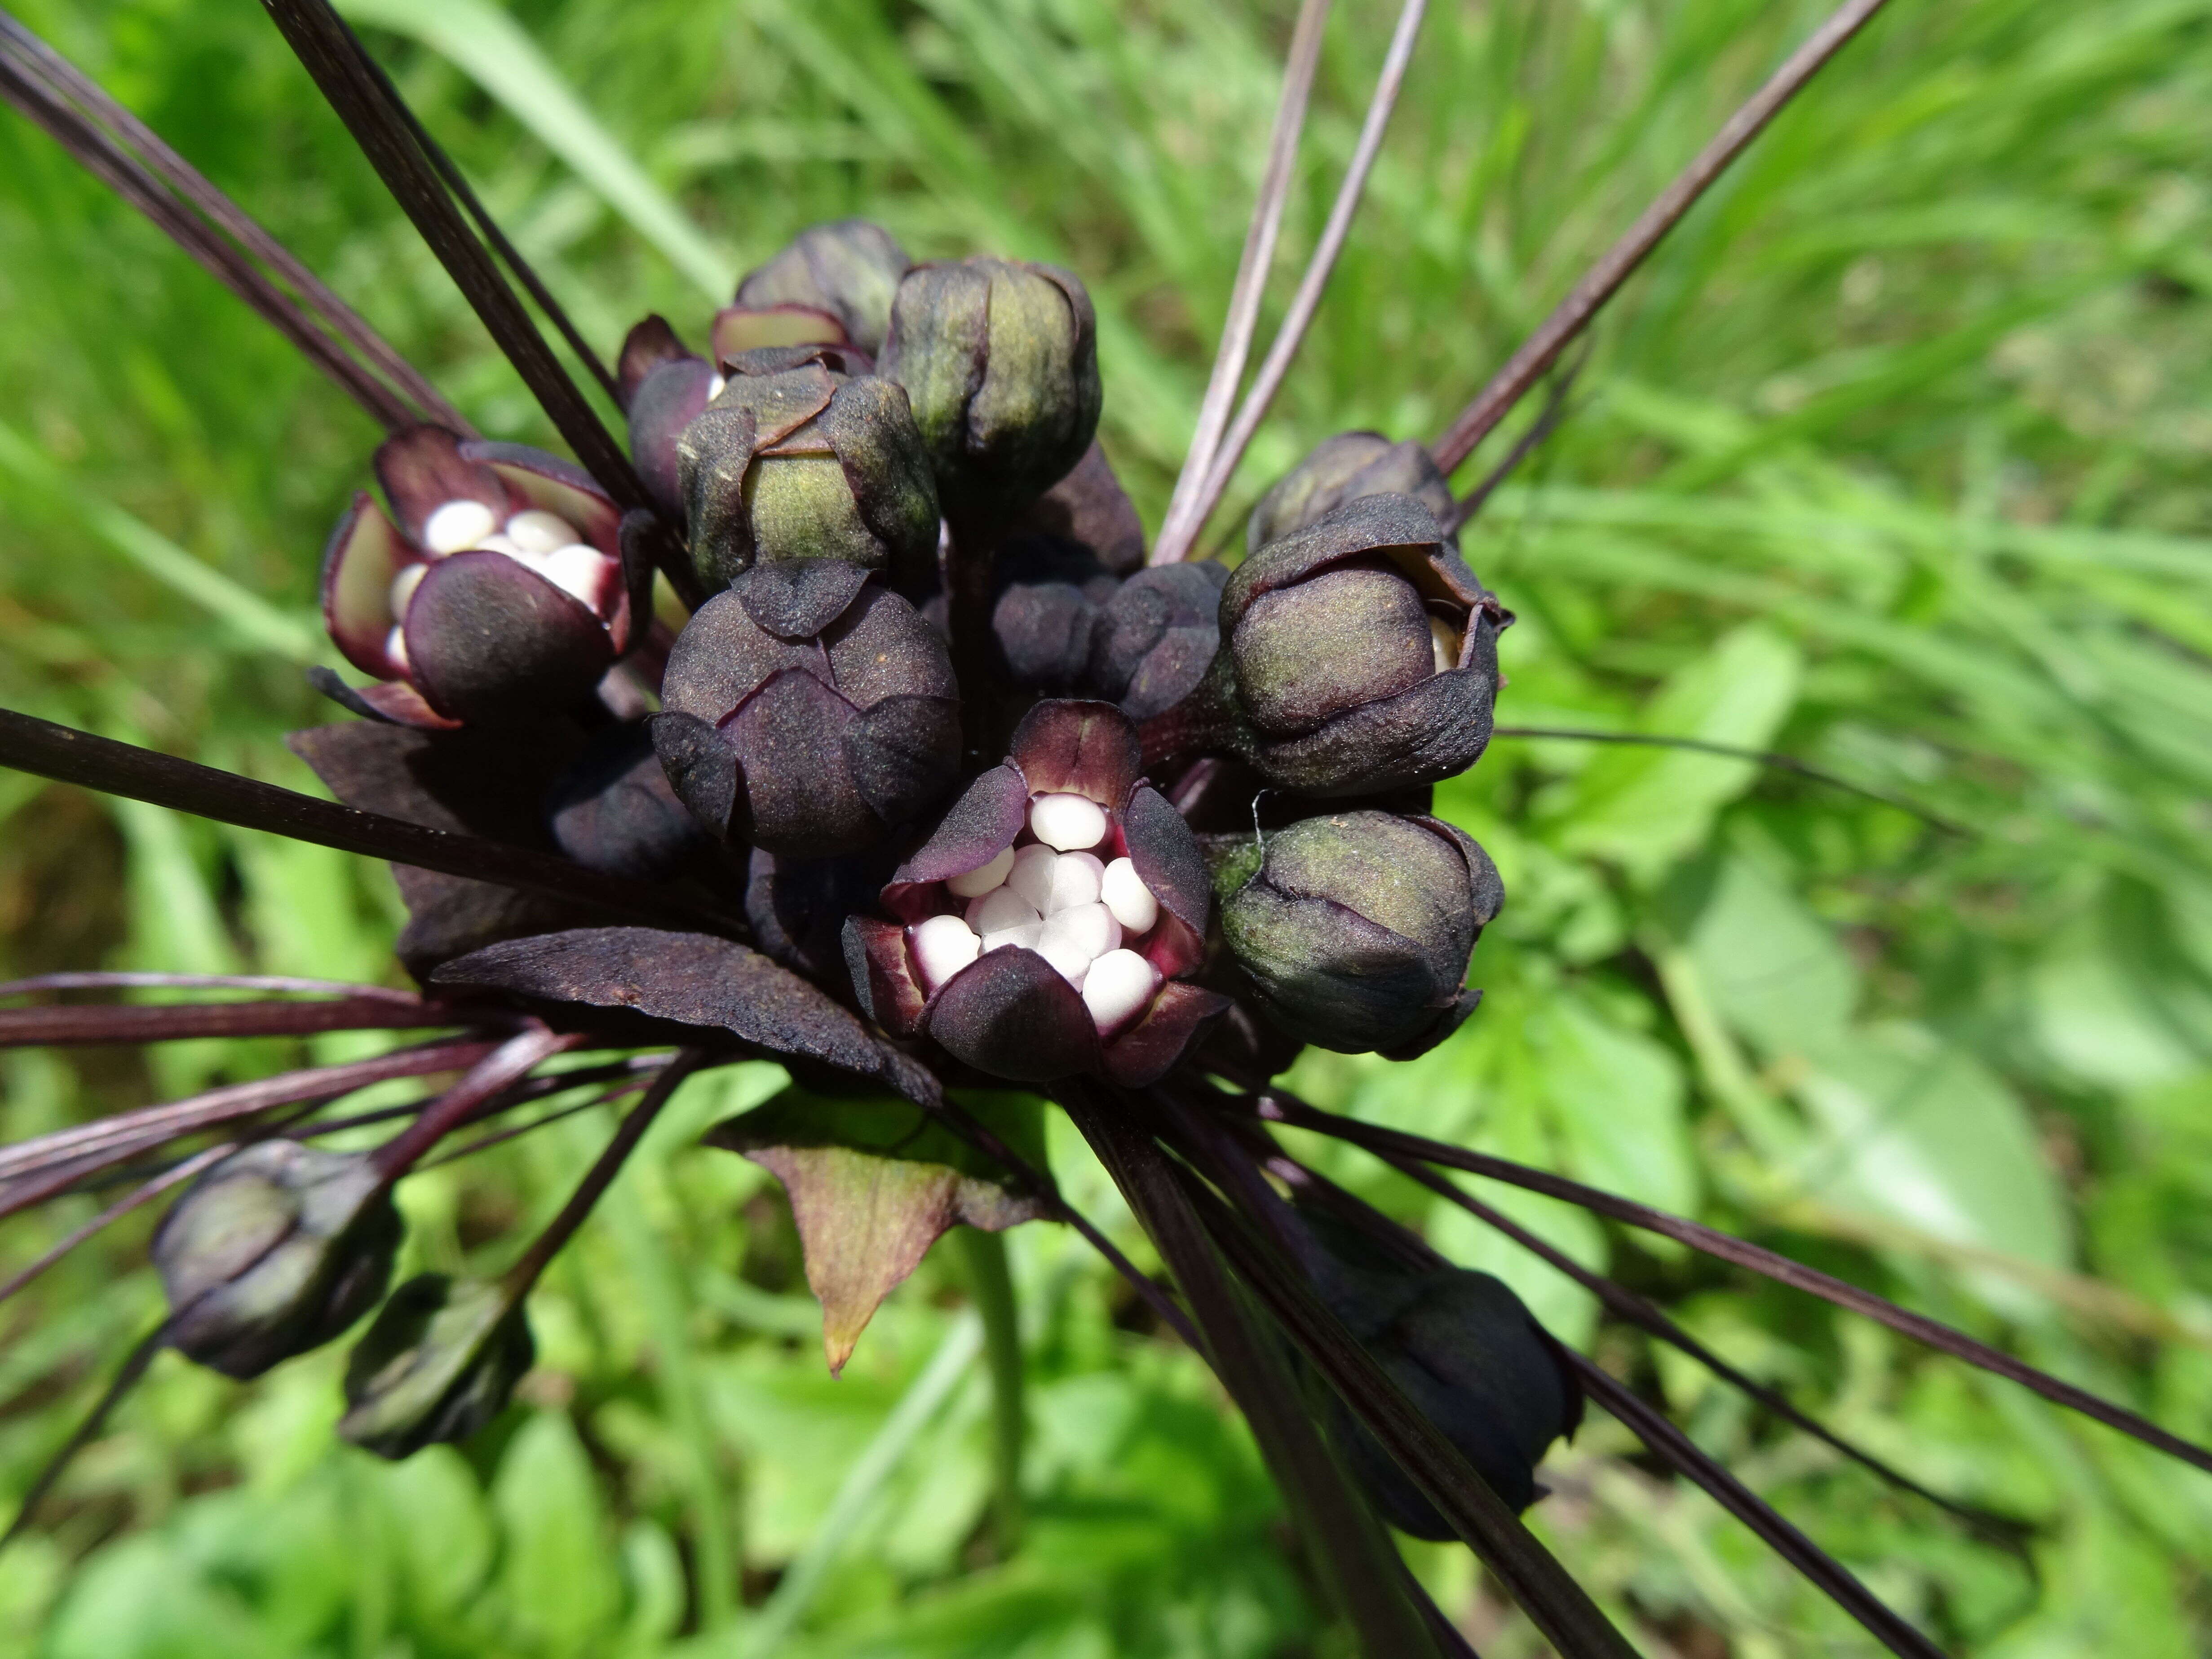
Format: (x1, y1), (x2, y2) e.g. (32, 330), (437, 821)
(1533, 991), (1699, 1217)
(704, 1089), (1048, 1375)
(491, 1411), (625, 1655)
(1683, 852), (1860, 1056)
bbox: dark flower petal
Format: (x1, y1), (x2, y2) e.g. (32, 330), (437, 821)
(843, 913), (928, 1035)
(435, 926), (915, 1090)
(354, 679), (463, 731)
(1101, 981), (1231, 1088)
(1017, 439), (1146, 574)
(725, 668), (877, 855)
(544, 721), (706, 881)
(1119, 783), (1211, 975)
(733, 558), (874, 640)
(884, 763), (1030, 917)
(403, 550), (615, 726)
(844, 694), (963, 827)
(817, 376), (940, 593)
(321, 491), (411, 677)
(712, 301), (851, 363)
(1247, 431), (1455, 556)
(1007, 698), (1138, 805)
(616, 313), (690, 407)
(661, 586), (815, 718)
(748, 846), (893, 982)
(626, 354), (716, 518)
(374, 425), (507, 545)
(649, 709), (742, 843)
(465, 441), (622, 557)
(735, 218), (911, 358)
(924, 946), (1100, 1083)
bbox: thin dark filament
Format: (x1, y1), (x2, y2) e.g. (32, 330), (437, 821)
(0, 971), (419, 1001)
(0, 1145), (230, 1311)
(0, 11), (461, 431)
(256, 0), (648, 511)
(1151, 0), (1332, 563)
(1432, 0), (1894, 474)
(1450, 338), (1590, 527)
(291, 1054), (670, 1143)
(1254, 1089), (2212, 1476)
(0, 707), (748, 936)
(347, 33), (619, 404)
(0, 994), (469, 1048)
(370, 1026), (577, 1178)
(1487, 725), (1967, 835)
(415, 1074), (650, 1169)
(1349, 1140), (2027, 1548)
(501, 1049), (706, 1291)
(0, 1318), (168, 1548)
(1573, 1358), (1944, 1659)
(0, 1038), (500, 1191)
(1165, 0), (1432, 560)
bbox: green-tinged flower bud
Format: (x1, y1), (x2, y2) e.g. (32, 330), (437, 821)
(734, 219), (911, 358)
(1171, 493), (1506, 796)
(1219, 810), (1501, 1057)
(880, 258), (1102, 519)
(152, 1143), (401, 1379)
(338, 1274), (534, 1460)
(678, 345), (938, 597)
(1247, 430), (1455, 554)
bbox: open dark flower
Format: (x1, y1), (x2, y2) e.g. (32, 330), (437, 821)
(677, 344), (939, 598)
(653, 572), (960, 858)
(1218, 809), (1502, 1057)
(845, 700), (1227, 1085)
(153, 1143), (401, 1380)
(337, 1274), (535, 1460)
(322, 425), (638, 728)
(880, 257), (1102, 520)
(726, 218), (911, 359)
(1147, 492), (1507, 796)
(1246, 429), (1456, 553)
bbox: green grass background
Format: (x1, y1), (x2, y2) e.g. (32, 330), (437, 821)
(3, 0), (2211, 1650)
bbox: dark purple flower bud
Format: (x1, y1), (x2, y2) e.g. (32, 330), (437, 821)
(1218, 810), (1501, 1057)
(987, 534), (1120, 695)
(733, 218), (912, 358)
(844, 700), (1228, 1086)
(744, 845), (894, 983)
(1246, 430), (1455, 554)
(655, 574), (960, 858)
(880, 259), (1102, 519)
(152, 1143), (401, 1380)
(1088, 560), (1227, 720)
(544, 721), (709, 881)
(322, 426), (640, 729)
(677, 345), (938, 597)
(1152, 493), (1507, 796)
(338, 1274), (534, 1460)
(1318, 1249), (1579, 1536)
(619, 315), (717, 519)
(711, 301), (857, 366)
(1013, 440), (1147, 574)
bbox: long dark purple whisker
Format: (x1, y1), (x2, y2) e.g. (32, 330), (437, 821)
(0, 1318), (169, 1549)
(0, 995), (468, 1049)
(256, 0), (646, 512)
(1488, 725), (1967, 834)
(1449, 337), (1589, 526)
(0, 971), (419, 1001)
(415, 1073), (653, 1170)
(0, 1039), (501, 1193)
(369, 1026), (580, 1179)
(1432, 0), (1894, 475)
(291, 1054), (671, 1144)
(1252, 1089), (2212, 1476)
(0, 707), (748, 936)
(0, 1145), (233, 1312)
(0, 9), (462, 432)
(1573, 1359), (1944, 1659)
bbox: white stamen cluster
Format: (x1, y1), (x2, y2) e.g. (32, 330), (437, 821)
(908, 791), (1167, 1033)
(389, 497), (618, 665)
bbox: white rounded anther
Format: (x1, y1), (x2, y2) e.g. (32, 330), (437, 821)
(1032, 933), (1092, 989)
(966, 887), (1041, 938)
(707, 372), (727, 400)
(981, 920), (1043, 954)
(910, 914), (981, 992)
(1100, 857), (1159, 934)
(1029, 792), (1107, 851)
(1005, 843), (1059, 913)
(473, 532), (527, 560)
(946, 845), (1016, 898)
(1040, 901), (1119, 963)
(388, 561), (428, 620)
(384, 624), (411, 674)
(423, 499), (497, 555)
(1041, 850), (1104, 914)
(1431, 616), (1461, 675)
(540, 544), (613, 612)
(505, 508), (576, 555)
(1081, 949), (1159, 1034)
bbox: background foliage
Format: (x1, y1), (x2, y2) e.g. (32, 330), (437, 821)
(3, 0), (2211, 1650)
